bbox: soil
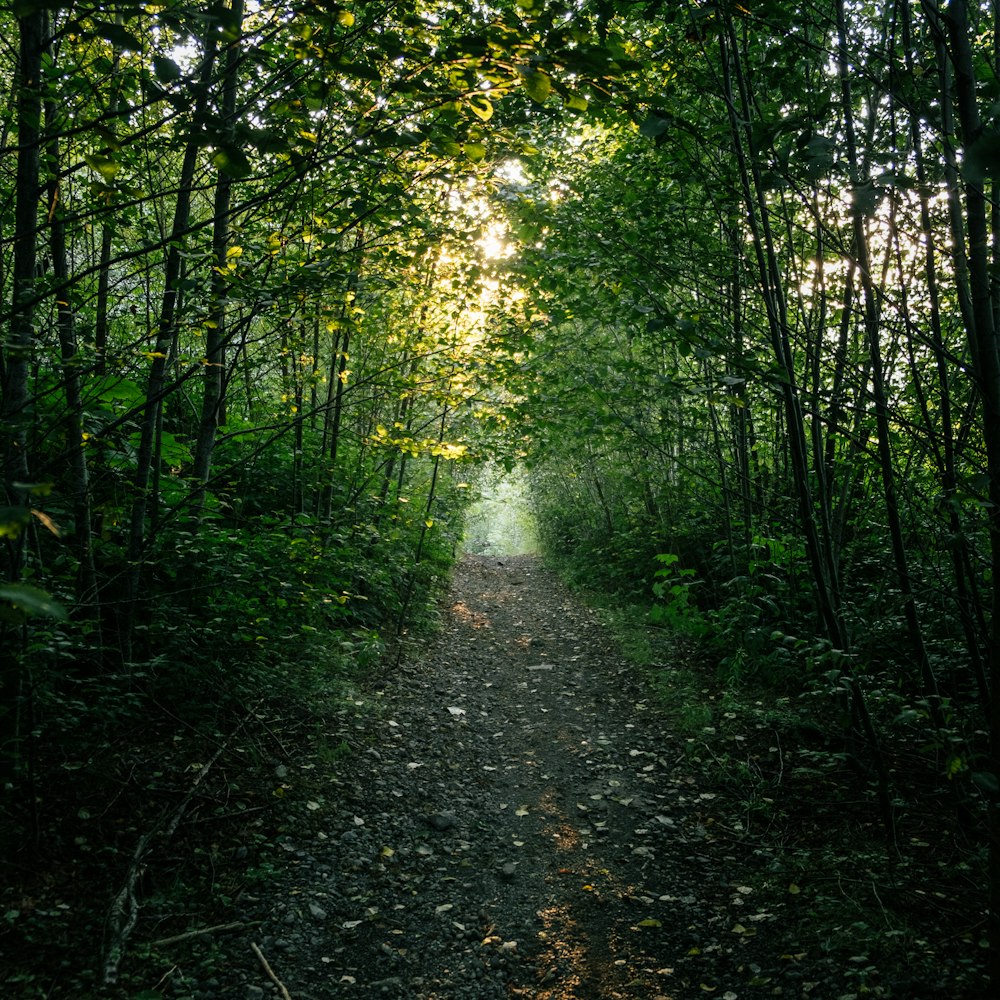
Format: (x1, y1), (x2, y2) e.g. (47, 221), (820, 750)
(135, 556), (983, 999)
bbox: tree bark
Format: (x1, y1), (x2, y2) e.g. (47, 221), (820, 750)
(939, 1), (1000, 983)
(123, 31), (219, 653)
(43, 42), (100, 622)
(2, 9), (44, 526)
(718, 10), (894, 839)
(193, 0), (245, 513)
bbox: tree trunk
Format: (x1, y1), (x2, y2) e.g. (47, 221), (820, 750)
(123, 32), (219, 655)
(940, 1), (1000, 983)
(43, 48), (99, 622)
(2, 9), (44, 525)
(318, 231), (364, 525)
(718, 11), (893, 839)
(900, 0), (988, 704)
(192, 0), (245, 513)
(836, 0), (943, 724)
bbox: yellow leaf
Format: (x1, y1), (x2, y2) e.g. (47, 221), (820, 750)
(788, 883), (801, 894)
(468, 94), (493, 121)
(425, 519), (434, 529)
(380, 846), (394, 858)
(337, 10), (354, 26)
(31, 510), (61, 538)
(581, 884), (594, 892)
(637, 918), (662, 928)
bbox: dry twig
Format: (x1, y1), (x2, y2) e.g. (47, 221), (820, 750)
(250, 941), (294, 1000)
(152, 920), (259, 947)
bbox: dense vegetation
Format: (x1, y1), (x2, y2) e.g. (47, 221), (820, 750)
(1, 0), (998, 994)
(508, 4), (1000, 990)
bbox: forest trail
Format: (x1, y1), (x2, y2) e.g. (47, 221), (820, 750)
(215, 555), (823, 1000)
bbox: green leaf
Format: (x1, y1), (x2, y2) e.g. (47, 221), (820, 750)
(212, 145), (252, 178)
(640, 111), (670, 139)
(93, 20), (143, 50)
(964, 131), (1000, 182)
(157, 431), (192, 467)
(0, 584), (67, 621)
(94, 375), (144, 407)
(0, 507), (31, 539)
(464, 142), (487, 163)
(152, 55), (182, 83)
(84, 154), (120, 181)
(521, 68), (551, 104)
(972, 771), (1000, 797)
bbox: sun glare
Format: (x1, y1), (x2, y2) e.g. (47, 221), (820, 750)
(479, 221), (514, 260)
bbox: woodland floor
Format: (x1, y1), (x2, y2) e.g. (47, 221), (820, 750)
(2, 555), (987, 998)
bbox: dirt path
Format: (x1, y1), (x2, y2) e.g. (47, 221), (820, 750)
(221, 557), (813, 999)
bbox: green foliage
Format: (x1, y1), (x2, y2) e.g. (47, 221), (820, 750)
(0, 0), (997, 990)
(649, 553), (706, 636)
(0, 583), (66, 622)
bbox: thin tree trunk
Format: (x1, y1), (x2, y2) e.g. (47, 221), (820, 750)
(0, 4), (44, 830)
(2, 9), (44, 524)
(718, 12), (893, 839)
(836, 0), (943, 724)
(93, 12), (123, 379)
(900, 0), (988, 703)
(318, 230), (365, 525)
(43, 47), (99, 623)
(123, 33), (219, 655)
(193, 0), (245, 513)
(940, 2), (1000, 983)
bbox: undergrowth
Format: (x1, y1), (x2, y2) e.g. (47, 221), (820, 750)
(564, 577), (989, 998)
(0, 518), (455, 999)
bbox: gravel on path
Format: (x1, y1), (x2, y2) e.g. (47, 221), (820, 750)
(203, 556), (822, 1000)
